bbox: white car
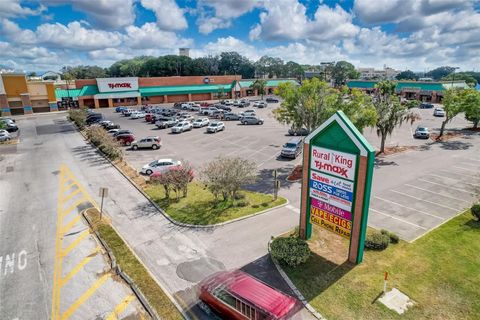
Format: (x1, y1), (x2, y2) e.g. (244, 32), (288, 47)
(193, 118), (210, 128)
(433, 108), (445, 117)
(206, 122), (225, 133)
(190, 105), (200, 111)
(181, 103), (190, 110)
(171, 121), (193, 133)
(253, 101), (267, 108)
(141, 159), (182, 175)
(108, 128), (120, 135)
(223, 100), (233, 106)
(0, 130), (11, 142)
(130, 111), (146, 119)
(240, 109), (256, 117)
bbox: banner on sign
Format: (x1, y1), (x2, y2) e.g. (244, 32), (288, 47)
(310, 198), (352, 221)
(310, 146), (357, 181)
(309, 187), (352, 211)
(310, 215), (351, 239)
(310, 206), (352, 230)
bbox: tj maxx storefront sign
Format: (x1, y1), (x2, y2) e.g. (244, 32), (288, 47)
(96, 77), (139, 93)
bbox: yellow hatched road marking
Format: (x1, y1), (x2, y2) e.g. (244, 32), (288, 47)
(63, 188), (81, 203)
(60, 247), (101, 286)
(64, 181), (76, 192)
(61, 229), (90, 258)
(105, 294), (136, 320)
(61, 197), (86, 218)
(61, 214), (82, 234)
(61, 273), (111, 320)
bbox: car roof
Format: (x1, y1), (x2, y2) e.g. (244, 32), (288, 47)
(155, 158), (174, 162)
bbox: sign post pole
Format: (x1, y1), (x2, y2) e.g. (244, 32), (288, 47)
(273, 170), (278, 200)
(299, 111), (375, 264)
(98, 187), (108, 220)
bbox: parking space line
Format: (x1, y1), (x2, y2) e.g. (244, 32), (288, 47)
(437, 171), (480, 184)
(375, 196), (444, 220)
(458, 162), (480, 168)
(105, 294), (135, 320)
(427, 174), (480, 187)
(257, 152), (281, 167)
(404, 184), (471, 204)
(60, 247), (101, 286)
(452, 165), (480, 173)
(389, 190), (459, 211)
(61, 229), (90, 257)
(60, 273), (111, 320)
(417, 178), (473, 194)
(370, 208), (427, 230)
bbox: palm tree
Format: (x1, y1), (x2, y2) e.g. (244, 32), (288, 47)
(251, 79), (267, 100)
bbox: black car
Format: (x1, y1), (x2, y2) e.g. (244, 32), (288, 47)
(217, 105), (232, 111)
(288, 127), (309, 136)
(86, 114), (103, 125)
(1, 121), (18, 132)
(419, 103), (434, 109)
(266, 97), (279, 103)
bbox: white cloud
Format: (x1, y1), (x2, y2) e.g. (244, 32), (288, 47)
(68, 0), (136, 29)
(196, 0), (261, 34)
(199, 36), (260, 60)
(249, 0), (358, 42)
(140, 0), (188, 31)
(124, 22), (192, 49)
(0, 0), (45, 18)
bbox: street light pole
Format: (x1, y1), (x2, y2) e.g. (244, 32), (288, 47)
(451, 67), (460, 87)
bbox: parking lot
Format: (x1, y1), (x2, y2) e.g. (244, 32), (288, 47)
(94, 100), (479, 242)
(96, 101), (298, 174)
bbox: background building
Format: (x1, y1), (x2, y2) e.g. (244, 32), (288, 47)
(179, 48), (190, 57)
(0, 73), (56, 116)
(358, 66), (400, 80)
(347, 80), (469, 103)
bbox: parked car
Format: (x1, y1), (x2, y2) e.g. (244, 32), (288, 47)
(116, 133), (135, 146)
(281, 137), (303, 159)
(130, 111), (146, 119)
(216, 105), (232, 111)
(108, 129), (120, 135)
(199, 270), (300, 320)
(211, 110), (225, 119)
(131, 136), (161, 150)
(122, 108), (134, 116)
(86, 114), (103, 125)
(113, 129), (133, 137)
(0, 119), (18, 132)
(241, 116), (264, 125)
(414, 126), (430, 139)
(223, 100), (234, 106)
(433, 107), (445, 117)
(223, 112), (241, 121)
(99, 120), (120, 130)
(145, 113), (156, 122)
(0, 131), (11, 142)
(171, 121), (193, 133)
(201, 107), (220, 116)
(155, 117), (178, 129)
(253, 101), (267, 108)
(266, 97), (279, 103)
(240, 109), (256, 117)
(206, 122), (225, 133)
(193, 118), (210, 128)
(288, 127), (309, 136)
(115, 106), (126, 113)
(179, 114), (195, 122)
(190, 105), (200, 112)
(141, 159), (182, 175)
(237, 101), (250, 108)
(419, 103), (434, 109)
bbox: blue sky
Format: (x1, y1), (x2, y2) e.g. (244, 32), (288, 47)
(1, 0), (479, 72)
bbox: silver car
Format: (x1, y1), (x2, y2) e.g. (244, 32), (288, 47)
(171, 121), (193, 133)
(131, 136), (162, 150)
(241, 116), (264, 125)
(206, 122), (225, 133)
(193, 118), (210, 128)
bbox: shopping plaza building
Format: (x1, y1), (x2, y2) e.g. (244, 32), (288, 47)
(55, 76), (298, 109)
(0, 73), (57, 116)
(347, 80), (469, 103)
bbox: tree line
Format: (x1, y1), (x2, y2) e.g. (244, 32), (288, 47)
(274, 79), (480, 153)
(396, 66), (480, 87)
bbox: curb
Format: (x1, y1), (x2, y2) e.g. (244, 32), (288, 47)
(76, 122), (289, 229)
(81, 208), (160, 320)
(268, 239), (326, 320)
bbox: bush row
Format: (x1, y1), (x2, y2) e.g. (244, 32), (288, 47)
(85, 126), (123, 161)
(68, 109), (87, 129)
(365, 229), (399, 250)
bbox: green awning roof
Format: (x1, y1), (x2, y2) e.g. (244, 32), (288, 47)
(238, 79), (299, 89)
(347, 80), (447, 92)
(55, 85), (99, 99)
(139, 83), (234, 97)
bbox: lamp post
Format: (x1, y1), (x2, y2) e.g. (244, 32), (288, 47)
(451, 67), (460, 87)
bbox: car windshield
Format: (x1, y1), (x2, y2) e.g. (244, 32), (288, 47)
(285, 143), (297, 148)
(210, 123), (218, 126)
(418, 127), (427, 131)
(148, 160), (157, 166)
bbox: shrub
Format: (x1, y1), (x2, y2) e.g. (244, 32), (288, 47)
(68, 109), (87, 129)
(234, 193), (246, 200)
(380, 229), (399, 244)
(236, 201), (248, 207)
(85, 126), (122, 161)
(365, 231), (390, 250)
(472, 203), (480, 221)
(270, 237), (311, 267)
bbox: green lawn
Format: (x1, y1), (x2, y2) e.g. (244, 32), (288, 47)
(283, 211), (480, 320)
(145, 182), (287, 225)
(85, 209), (183, 320)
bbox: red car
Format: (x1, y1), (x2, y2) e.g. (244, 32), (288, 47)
(116, 133), (135, 146)
(145, 113), (155, 122)
(199, 270), (301, 320)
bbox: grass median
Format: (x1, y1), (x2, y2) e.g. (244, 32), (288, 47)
(85, 208), (183, 320)
(283, 210), (480, 319)
(145, 182), (287, 225)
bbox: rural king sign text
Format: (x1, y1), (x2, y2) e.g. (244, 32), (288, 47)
(311, 146), (356, 180)
(108, 83), (131, 89)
